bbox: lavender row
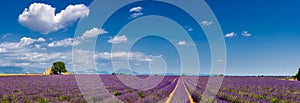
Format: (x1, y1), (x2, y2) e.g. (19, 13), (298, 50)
(0, 75), (86, 103)
(183, 76), (300, 103)
(100, 75), (178, 102)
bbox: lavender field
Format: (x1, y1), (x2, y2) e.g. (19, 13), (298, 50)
(0, 75), (299, 103)
(184, 77), (300, 103)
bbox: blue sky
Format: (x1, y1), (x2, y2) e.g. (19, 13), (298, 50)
(0, 0), (299, 76)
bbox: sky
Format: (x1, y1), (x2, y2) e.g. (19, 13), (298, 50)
(0, 0), (299, 76)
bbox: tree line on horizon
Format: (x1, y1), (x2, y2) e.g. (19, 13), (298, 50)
(295, 68), (300, 81)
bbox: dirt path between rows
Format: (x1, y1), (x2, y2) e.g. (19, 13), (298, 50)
(182, 79), (195, 103)
(165, 77), (195, 103)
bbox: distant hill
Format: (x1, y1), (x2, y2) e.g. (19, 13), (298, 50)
(0, 66), (23, 74)
(114, 69), (140, 75)
(164, 73), (179, 76)
(98, 71), (111, 74)
(0, 66), (44, 74)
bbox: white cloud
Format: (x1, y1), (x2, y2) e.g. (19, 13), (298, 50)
(0, 50), (73, 70)
(97, 52), (152, 62)
(108, 35), (128, 44)
(67, 50), (94, 68)
(217, 59), (224, 63)
(97, 52), (131, 59)
(129, 6), (143, 18)
(99, 63), (106, 66)
(225, 32), (236, 38)
(48, 38), (80, 47)
(130, 13), (144, 18)
(141, 58), (153, 62)
(47, 28), (107, 47)
(242, 31), (251, 37)
(0, 37), (74, 71)
(0, 40), (73, 69)
(4, 52), (69, 62)
(0, 43), (155, 73)
(177, 41), (187, 46)
(0, 48), (7, 53)
(201, 20), (213, 26)
(37, 37), (46, 42)
(188, 28), (193, 32)
(0, 37), (44, 50)
(0, 42), (20, 50)
(18, 3), (90, 34)
(35, 44), (41, 49)
(15, 63), (31, 66)
(72, 50), (153, 70)
(129, 6), (142, 12)
(80, 27), (108, 39)
(20, 37), (35, 45)
(224, 31), (251, 38)
(35, 44), (47, 50)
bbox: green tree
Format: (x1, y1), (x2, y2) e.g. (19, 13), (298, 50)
(51, 61), (67, 74)
(295, 68), (300, 81)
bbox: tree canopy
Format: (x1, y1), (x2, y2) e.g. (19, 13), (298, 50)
(295, 68), (300, 81)
(51, 61), (67, 74)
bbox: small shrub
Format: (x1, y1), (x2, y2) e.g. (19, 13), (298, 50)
(230, 96), (238, 102)
(255, 95), (264, 99)
(136, 92), (145, 98)
(125, 89), (132, 93)
(59, 96), (68, 101)
(270, 98), (279, 103)
(37, 98), (50, 103)
(80, 100), (87, 103)
(162, 90), (168, 96)
(24, 98), (33, 103)
(247, 93), (254, 97)
(227, 88), (235, 92)
(37, 96), (50, 103)
(1, 95), (9, 103)
(112, 91), (121, 96)
(236, 91), (244, 95)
